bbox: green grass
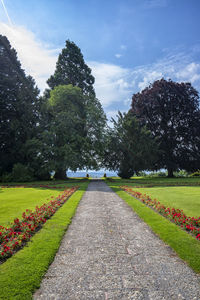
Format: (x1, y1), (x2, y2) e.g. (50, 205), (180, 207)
(0, 180), (89, 300)
(106, 178), (200, 273)
(129, 186), (200, 217)
(109, 176), (200, 187)
(0, 187), (61, 227)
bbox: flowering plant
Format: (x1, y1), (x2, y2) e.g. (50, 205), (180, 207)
(121, 186), (200, 241)
(0, 186), (78, 260)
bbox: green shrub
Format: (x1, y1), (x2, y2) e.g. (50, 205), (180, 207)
(12, 163), (34, 182)
(190, 170), (200, 177)
(1, 172), (13, 182)
(174, 170), (189, 177)
(146, 171), (167, 177)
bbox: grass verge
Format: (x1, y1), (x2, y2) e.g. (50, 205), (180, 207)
(107, 181), (200, 273)
(0, 181), (88, 300)
(125, 186), (200, 217)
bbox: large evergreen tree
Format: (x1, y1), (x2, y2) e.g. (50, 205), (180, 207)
(0, 35), (40, 176)
(47, 40), (95, 96)
(103, 111), (158, 178)
(47, 84), (87, 179)
(45, 40), (106, 179)
(131, 78), (200, 177)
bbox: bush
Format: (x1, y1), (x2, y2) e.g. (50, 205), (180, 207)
(190, 170), (200, 177)
(11, 163), (35, 182)
(146, 171), (167, 177)
(174, 170), (189, 177)
(103, 173), (107, 178)
(1, 172), (13, 182)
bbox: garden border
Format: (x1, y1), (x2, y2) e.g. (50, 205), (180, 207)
(0, 182), (89, 299)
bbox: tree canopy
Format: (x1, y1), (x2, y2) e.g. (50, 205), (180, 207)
(47, 40), (95, 96)
(46, 84), (87, 179)
(103, 111), (158, 178)
(131, 78), (200, 176)
(0, 35), (40, 177)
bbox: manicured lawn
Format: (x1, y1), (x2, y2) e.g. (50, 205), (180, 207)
(129, 186), (200, 217)
(0, 187), (61, 227)
(0, 180), (89, 299)
(106, 177), (200, 273)
(111, 176), (200, 187)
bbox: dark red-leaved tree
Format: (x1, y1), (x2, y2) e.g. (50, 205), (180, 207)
(131, 78), (200, 177)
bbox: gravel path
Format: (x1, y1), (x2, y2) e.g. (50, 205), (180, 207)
(34, 181), (200, 300)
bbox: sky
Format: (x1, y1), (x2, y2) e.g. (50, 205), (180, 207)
(1, 0), (200, 123)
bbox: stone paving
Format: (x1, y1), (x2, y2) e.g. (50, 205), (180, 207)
(34, 181), (200, 300)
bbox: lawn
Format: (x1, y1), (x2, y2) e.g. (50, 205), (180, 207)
(128, 186), (200, 217)
(111, 176), (200, 187)
(106, 177), (200, 273)
(0, 187), (61, 227)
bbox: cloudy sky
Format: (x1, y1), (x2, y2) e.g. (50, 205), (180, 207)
(1, 0), (200, 121)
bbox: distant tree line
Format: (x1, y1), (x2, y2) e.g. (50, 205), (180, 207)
(1, 34), (200, 180)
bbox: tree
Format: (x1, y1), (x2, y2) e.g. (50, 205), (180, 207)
(45, 39), (106, 179)
(47, 84), (107, 179)
(131, 78), (200, 177)
(47, 85), (87, 179)
(47, 40), (95, 96)
(103, 111), (158, 178)
(0, 35), (41, 176)
(83, 96), (107, 170)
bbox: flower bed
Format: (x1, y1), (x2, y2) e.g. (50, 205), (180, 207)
(121, 186), (200, 241)
(0, 186), (78, 260)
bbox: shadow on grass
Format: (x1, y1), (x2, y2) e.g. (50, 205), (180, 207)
(0, 178), (90, 193)
(106, 177), (200, 188)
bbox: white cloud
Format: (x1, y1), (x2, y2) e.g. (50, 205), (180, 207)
(120, 45), (127, 50)
(115, 53), (122, 58)
(176, 62), (200, 84)
(138, 70), (162, 90)
(0, 22), (59, 92)
(129, 52), (200, 93)
(88, 61), (132, 107)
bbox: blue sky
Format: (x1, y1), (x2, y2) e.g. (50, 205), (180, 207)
(1, 0), (200, 122)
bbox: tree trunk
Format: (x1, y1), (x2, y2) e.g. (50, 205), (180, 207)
(54, 169), (67, 180)
(167, 167), (174, 177)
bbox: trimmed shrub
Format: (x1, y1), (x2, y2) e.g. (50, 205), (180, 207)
(190, 170), (200, 177)
(1, 172), (13, 182)
(12, 163), (34, 182)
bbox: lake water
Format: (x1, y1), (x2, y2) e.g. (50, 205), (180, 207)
(67, 171), (117, 178)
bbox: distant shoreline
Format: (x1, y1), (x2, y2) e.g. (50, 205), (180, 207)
(67, 171), (117, 178)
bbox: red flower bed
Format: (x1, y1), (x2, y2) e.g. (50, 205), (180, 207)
(0, 186), (78, 260)
(121, 186), (200, 241)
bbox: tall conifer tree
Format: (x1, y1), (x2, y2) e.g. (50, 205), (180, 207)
(45, 40), (106, 179)
(47, 40), (95, 96)
(0, 35), (40, 175)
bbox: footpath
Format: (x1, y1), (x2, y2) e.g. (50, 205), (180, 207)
(34, 181), (200, 300)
